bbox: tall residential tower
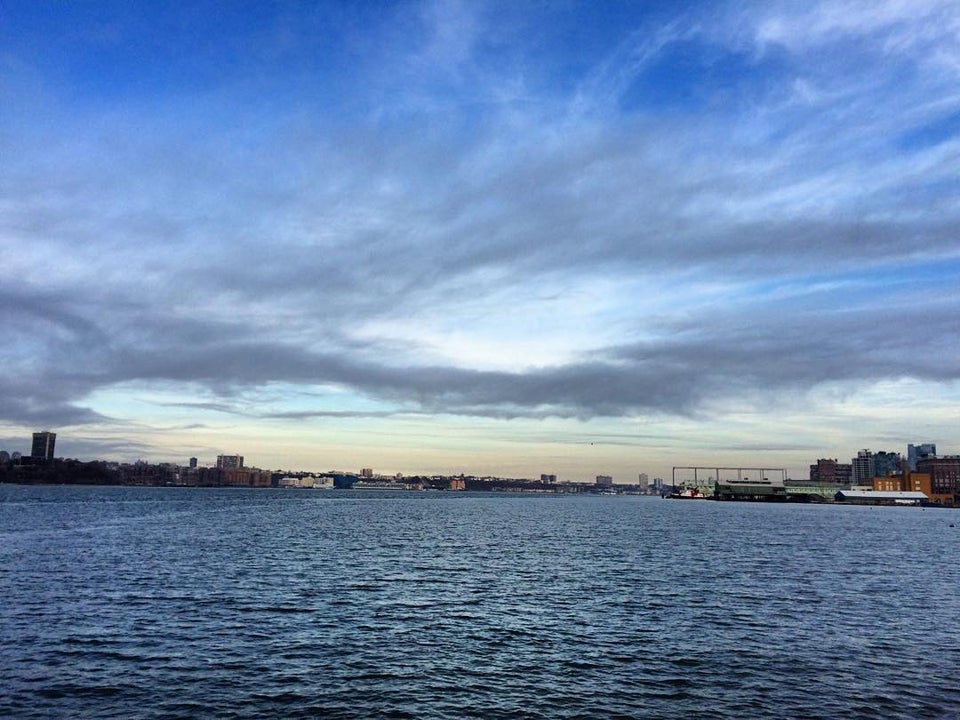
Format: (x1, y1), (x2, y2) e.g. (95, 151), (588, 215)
(907, 443), (936, 471)
(31, 431), (56, 461)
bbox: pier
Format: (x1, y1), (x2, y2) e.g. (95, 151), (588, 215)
(671, 466), (793, 501)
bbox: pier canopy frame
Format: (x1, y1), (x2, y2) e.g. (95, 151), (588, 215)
(672, 466), (787, 488)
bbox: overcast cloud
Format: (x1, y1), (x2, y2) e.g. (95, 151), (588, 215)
(2, 1), (958, 477)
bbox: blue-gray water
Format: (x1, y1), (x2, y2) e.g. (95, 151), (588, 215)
(2, 486), (958, 719)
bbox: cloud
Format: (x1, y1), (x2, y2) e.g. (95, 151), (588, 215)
(753, 0), (960, 63)
(4, 278), (955, 427)
(1, 1), (959, 467)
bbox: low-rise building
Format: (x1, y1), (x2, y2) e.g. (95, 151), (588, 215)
(872, 476), (902, 492)
(810, 458), (853, 485)
(836, 489), (929, 505)
(871, 471), (953, 505)
(915, 457), (959, 504)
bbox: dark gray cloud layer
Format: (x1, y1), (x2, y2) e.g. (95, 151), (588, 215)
(3, 279), (957, 427)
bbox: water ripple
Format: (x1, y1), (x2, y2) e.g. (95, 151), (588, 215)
(2, 487), (959, 718)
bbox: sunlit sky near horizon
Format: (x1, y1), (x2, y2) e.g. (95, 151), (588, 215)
(2, 1), (959, 481)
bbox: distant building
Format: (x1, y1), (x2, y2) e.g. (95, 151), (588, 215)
(872, 476), (903, 493)
(872, 450), (900, 478)
(595, 475), (613, 487)
(189, 457), (198, 468)
(540, 474), (557, 483)
(638, 473), (649, 491)
(217, 454), (243, 470)
(872, 471), (950, 503)
(0, 450), (9, 463)
(852, 450), (874, 486)
(843, 449), (900, 481)
(902, 471), (952, 504)
(331, 473), (358, 489)
(31, 431), (56, 462)
(361, 468), (374, 478)
(810, 458), (853, 485)
(220, 466), (270, 487)
(835, 489), (929, 506)
(916, 456), (960, 500)
(907, 443), (936, 471)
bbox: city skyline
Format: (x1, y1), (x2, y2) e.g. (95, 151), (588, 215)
(2, 2), (959, 481)
(1, 427), (950, 487)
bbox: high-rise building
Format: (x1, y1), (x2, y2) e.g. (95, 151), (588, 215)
(872, 450), (901, 478)
(189, 457), (198, 468)
(638, 473), (649, 491)
(852, 450), (873, 486)
(31, 431), (56, 462)
(907, 443), (936, 471)
(595, 475), (613, 487)
(217, 454), (243, 470)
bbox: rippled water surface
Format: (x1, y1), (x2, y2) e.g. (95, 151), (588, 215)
(2, 485), (958, 719)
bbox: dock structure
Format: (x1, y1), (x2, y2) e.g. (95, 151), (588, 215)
(671, 467), (941, 504)
(835, 489), (929, 505)
(672, 466), (789, 501)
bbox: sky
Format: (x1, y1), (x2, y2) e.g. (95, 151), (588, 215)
(2, 1), (959, 481)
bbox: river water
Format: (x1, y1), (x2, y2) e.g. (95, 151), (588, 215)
(1, 485), (958, 719)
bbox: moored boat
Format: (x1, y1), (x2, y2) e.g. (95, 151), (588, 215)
(668, 487), (710, 499)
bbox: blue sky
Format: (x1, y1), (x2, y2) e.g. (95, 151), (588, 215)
(2, 1), (959, 480)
